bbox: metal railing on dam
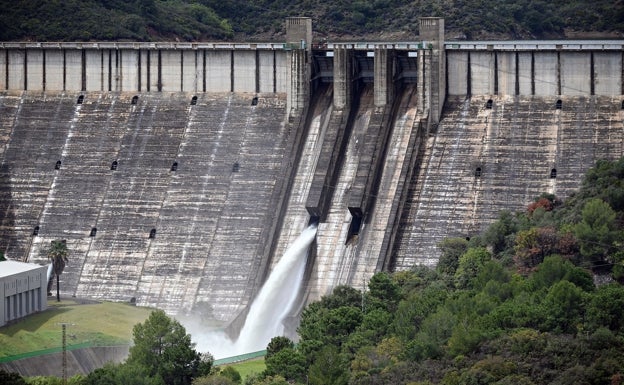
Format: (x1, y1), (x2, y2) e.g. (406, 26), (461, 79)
(0, 42), (288, 50)
(445, 40), (624, 50)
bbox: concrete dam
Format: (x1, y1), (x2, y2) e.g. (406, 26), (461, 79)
(1, 17), (623, 329)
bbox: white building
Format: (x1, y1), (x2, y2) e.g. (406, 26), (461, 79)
(0, 260), (48, 327)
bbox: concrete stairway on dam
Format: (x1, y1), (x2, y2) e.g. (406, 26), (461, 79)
(0, 92), (77, 261)
(135, 93), (292, 319)
(554, 97), (624, 195)
(392, 95), (624, 270)
(0, 91), (292, 323)
(27, 93), (190, 297)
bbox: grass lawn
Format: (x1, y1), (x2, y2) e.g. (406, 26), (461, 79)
(0, 299), (154, 359)
(224, 357), (266, 381)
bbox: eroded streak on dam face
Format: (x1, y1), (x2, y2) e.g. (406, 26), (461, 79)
(1, 17), (623, 327)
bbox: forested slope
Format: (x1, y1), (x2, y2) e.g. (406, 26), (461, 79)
(1, 0), (622, 42)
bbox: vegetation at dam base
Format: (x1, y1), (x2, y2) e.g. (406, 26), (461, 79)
(3, 156), (624, 384)
(0, 0), (622, 42)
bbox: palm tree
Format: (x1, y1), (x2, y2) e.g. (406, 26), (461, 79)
(48, 240), (68, 302)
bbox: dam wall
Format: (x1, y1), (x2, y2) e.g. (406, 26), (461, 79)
(1, 17), (624, 363)
(0, 42), (288, 94)
(392, 95), (624, 268)
(0, 91), (296, 322)
(446, 42), (624, 96)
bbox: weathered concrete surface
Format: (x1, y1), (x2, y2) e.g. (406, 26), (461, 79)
(0, 91), (294, 322)
(392, 95), (624, 268)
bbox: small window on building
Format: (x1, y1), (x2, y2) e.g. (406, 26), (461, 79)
(486, 99), (493, 109)
(111, 160), (118, 171)
(555, 99), (562, 109)
(191, 96), (198, 106)
(90, 227), (97, 237)
(475, 167), (482, 178)
(171, 162), (178, 172)
(621, 100), (624, 109)
(149, 228), (156, 239)
(232, 162), (240, 172)
(33, 226), (40, 236)
(55, 160), (62, 170)
(251, 96), (258, 106)
(131, 95), (139, 105)
(550, 168), (557, 178)
(77, 95), (85, 104)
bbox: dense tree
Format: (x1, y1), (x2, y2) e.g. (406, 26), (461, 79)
(454, 247), (491, 289)
(263, 347), (306, 383)
(574, 198), (620, 267)
(586, 284), (624, 331)
(541, 280), (586, 334)
(308, 345), (349, 385)
(436, 238), (468, 275)
(366, 272), (400, 312)
(85, 362), (163, 385)
(192, 375), (236, 385)
(265, 336), (294, 360)
(127, 310), (202, 385)
(218, 367), (241, 384)
(0, 370), (26, 385)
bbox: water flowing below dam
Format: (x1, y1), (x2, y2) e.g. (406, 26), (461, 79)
(192, 225), (317, 359)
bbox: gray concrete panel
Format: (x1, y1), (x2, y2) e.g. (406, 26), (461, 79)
(26, 49), (44, 91)
(160, 50), (182, 92)
(85, 50), (102, 91)
(287, 50), (308, 113)
(149, 50), (159, 91)
(103, 50), (114, 91)
(8, 50), (25, 90)
(534, 52), (558, 95)
(182, 50), (198, 92)
(0, 50), (6, 90)
(275, 51), (288, 93)
(497, 52), (516, 95)
(139, 50), (149, 92)
(561, 52), (590, 95)
(518, 52), (533, 95)
(120, 50), (139, 92)
(258, 51), (274, 93)
(333, 47), (351, 108)
(470, 51), (495, 95)
(447, 51), (468, 95)
(65, 50), (82, 91)
(206, 51), (231, 92)
(233, 51), (256, 93)
(374, 48), (392, 106)
(594, 52), (622, 95)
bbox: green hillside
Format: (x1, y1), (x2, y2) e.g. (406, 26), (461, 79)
(0, 0), (622, 42)
(0, 300), (152, 360)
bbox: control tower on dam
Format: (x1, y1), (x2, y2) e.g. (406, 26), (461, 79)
(0, 17), (623, 333)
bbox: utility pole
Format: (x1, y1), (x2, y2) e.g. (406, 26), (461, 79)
(58, 322), (74, 385)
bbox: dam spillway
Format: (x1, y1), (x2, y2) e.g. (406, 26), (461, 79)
(1, 17), (624, 330)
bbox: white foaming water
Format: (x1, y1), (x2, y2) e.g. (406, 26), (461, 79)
(192, 225), (317, 359)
